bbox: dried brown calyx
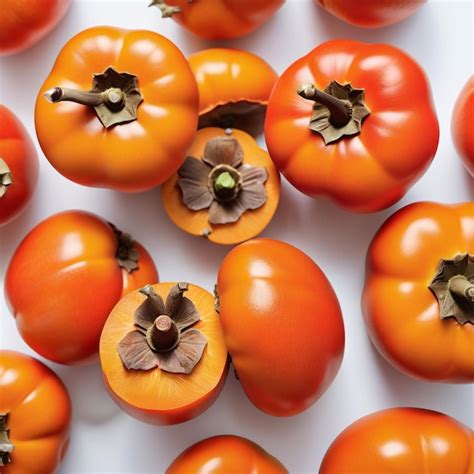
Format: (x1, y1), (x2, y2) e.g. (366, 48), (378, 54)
(149, 0), (183, 17)
(108, 223), (140, 273)
(44, 67), (143, 129)
(0, 414), (13, 466)
(117, 283), (207, 374)
(0, 159), (12, 198)
(178, 135), (268, 225)
(429, 254), (474, 325)
(297, 80), (370, 145)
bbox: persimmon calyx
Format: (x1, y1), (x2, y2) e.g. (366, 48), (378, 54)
(44, 67), (143, 129)
(149, 0), (182, 17)
(297, 80), (370, 145)
(117, 283), (208, 374)
(108, 223), (140, 273)
(429, 254), (474, 325)
(0, 159), (13, 198)
(0, 414), (13, 466)
(177, 135), (268, 225)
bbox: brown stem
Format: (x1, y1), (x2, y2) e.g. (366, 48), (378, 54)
(149, 0), (183, 17)
(0, 414), (13, 467)
(297, 83), (351, 128)
(449, 275), (474, 303)
(44, 87), (125, 111)
(0, 159), (13, 199)
(147, 316), (179, 352)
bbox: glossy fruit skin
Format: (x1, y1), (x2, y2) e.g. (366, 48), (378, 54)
(314, 0), (426, 28)
(188, 49), (278, 135)
(100, 283), (229, 425)
(452, 77), (474, 176)
(0, 0), (71, 56)
(5, 211), (158, 365)
(0, 350), (72, 474)
(217, 238), (345, 416)
(161, 127), (281, 245)
(363, 202), (474, 382)
(160, 0), (285, 40)
(265, 40), (439, 213)
(35, 26), (199, 192)
(0, 106), (38, 225)
(166, 435), (288, 474)
(320, 408), (473, 473)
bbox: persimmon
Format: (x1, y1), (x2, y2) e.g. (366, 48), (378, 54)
(265, 40), (439, 212)
(363, 202), (474, 382)
(188, 49), (278, 136)
(314, 0), (426, 28)
(0, 0), (71, 56)
(452, 77), (474, 176)
(35, 26), (199, 192)
(0, 350), (72, 474)
(5, 210), (158, 365)
(216, 238), (345, 416)
(151, 0), (285, 40)
(162, 128), (280, 245)
(100, 282), (228, 425)
(320, 408), (473, 473)
(166, 435), (288, 474)
(0, 105), (39, 226)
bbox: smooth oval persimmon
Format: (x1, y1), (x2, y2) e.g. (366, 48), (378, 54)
(363, 202), (474, 382)
(35, 26), (199, 192)
(452, 77), (474, 176)
(0, 0), (71, 56)
(265, 40), (439, 213)
(216, 238), (345, 416)
(166, 435), (288, 474)
(162, 128), (280, 245)
(0, 106), (38, 226)
(151, 0), (285, 40)
(0, 350), (71, 474)
(188, 49), (278, 136)
(314, 0), (426, 28)
(320, 408), (473, 473)
(5, 210), (158, 365)
(100, 282), (228, 425)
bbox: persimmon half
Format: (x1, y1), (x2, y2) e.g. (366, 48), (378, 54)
(162, 128), (280, 245)
(100, 282), (229, 425)
(188, 48), (278, 136)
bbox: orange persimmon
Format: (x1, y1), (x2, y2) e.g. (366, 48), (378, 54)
(189, 48), (278, 136)
(5, 211), (158, 365)
(363, 202), (474, 382)
(162, 128), (280, 245)
(151, 0), (285, 40)
(0, 350), (72, 474)
(320, 408), (473, 473)
(100, 282), (228, 425)
(166, 435), (288, 474)
(35, 26), (199, 192)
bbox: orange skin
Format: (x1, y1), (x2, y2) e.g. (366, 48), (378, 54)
(162, 128), (281, 245)
(452, 77), (474, 176)
(363, 202), (474, 382)
(0, 0), (71, 56)
(166, 435), (288, 474)
(320, 408), (473, 473)
(217, 239), (345, 416)
(188, 48), (278, 135)
(265, 40), (439, 213)
(314, 0), (426, 28)
(100, 283), (228, 425)
(4, 211), (158, 365)
(158, 0), (285, 40)
(35, 26), (199, 192)
(0, 350), (71, 474)
(0, 106), (38, 226)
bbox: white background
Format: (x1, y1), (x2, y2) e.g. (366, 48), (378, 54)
(0, 1), (473, 473)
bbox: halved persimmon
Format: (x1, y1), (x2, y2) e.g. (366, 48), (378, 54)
(161, 128), (280, 245)
(189, 49), (277, 136)
(100, 282), (228, 425)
